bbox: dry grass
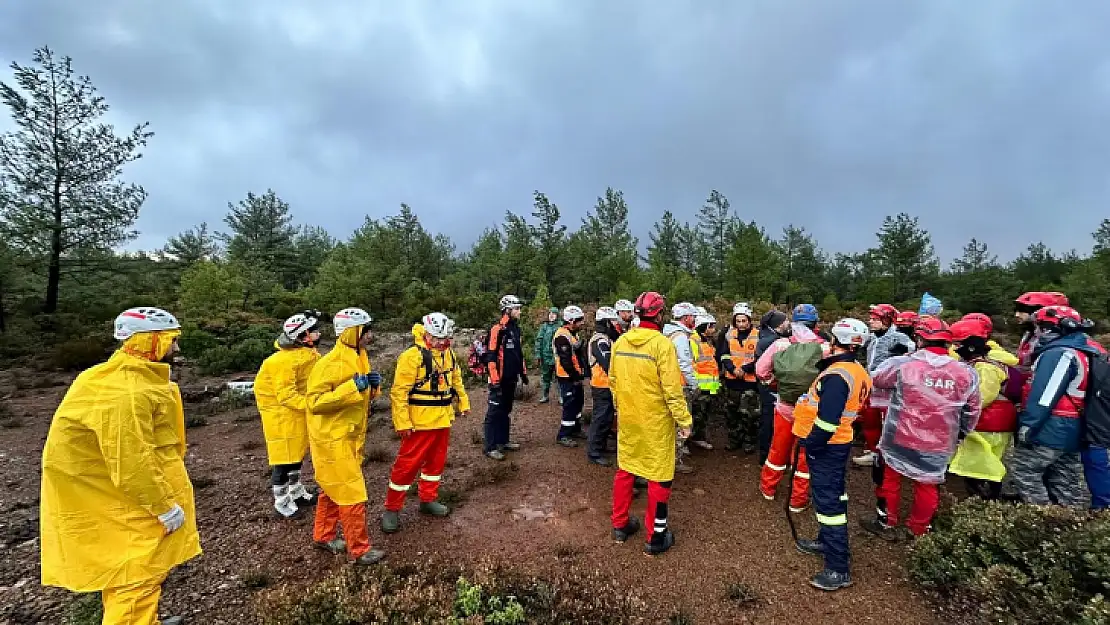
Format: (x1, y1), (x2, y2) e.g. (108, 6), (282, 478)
(362, 446), (391, 465)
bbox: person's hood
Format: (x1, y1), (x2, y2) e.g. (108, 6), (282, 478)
(622, 326), (663, 347)
(121, 329), (181, 362)
(986, 340), (1019, 366)
(789, 322), (819, 342)
(411, 323), (426, 347)
(338, 326), (363, 349)
(662, 322), (691, 337)
(1035, 331), (1096, 356)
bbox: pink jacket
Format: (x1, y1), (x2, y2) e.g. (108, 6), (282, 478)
(755, 324), (830, 417)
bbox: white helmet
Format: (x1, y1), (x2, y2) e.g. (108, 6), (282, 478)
(672, 302), (698, 319)
(595, 306), (620, 322)
(614, 299), (635, 313)
(563, 305), (585, 322)
(499, 294), (523, 310)
(283, 311), (323, 341)
(696, 313), (717, 328)
(733, 302), (753, 317)
(333, 307), (372, 334)
(830, 318), (870, 347)
(114, 307), (180, 340)
(422, 312), (456, 339)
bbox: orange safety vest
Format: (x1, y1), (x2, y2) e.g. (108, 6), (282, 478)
(553, 326), (583, 379)
(791, 360), (872, 444)
(588, 333), (611, 389)
(690, 333), (720, 392)
(722, 327), (758, 383)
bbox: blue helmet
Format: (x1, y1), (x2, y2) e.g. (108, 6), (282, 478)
(792, 304), (818, 323)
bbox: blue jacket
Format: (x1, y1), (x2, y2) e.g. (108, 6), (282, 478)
(1019, 332), (1100, 452)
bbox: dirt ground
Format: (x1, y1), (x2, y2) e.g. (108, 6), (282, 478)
(0, 355), (943, 625)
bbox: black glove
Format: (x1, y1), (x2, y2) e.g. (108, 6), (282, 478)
(891, 343), (910, 356)
(722, 360), (737, 375)
(741, 362), (757, 375)
(520, 373), (530, 386)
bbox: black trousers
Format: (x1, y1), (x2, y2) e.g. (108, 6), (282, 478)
(483, 381), (517, 453)
(757, 385), (777, 464)
(271, 461), (303, 486)
(587, 387), (615, 459)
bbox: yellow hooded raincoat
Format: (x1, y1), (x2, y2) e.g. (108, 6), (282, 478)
(40, 331), (202, 591)
(608, 326), (693, 482)
(390, 324), (470, 431)
(306, 326), (379, 505)
(255, 341), (320, 465)
(949, 357), (1013, 482)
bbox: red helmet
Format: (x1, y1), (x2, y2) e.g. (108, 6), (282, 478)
(1034, 305), (1081, 327)
(869, 304), (899, 324)
(960, 313), (993, 336)
(950, 319), (989, 342)
(916, 317), (953, 342)
(894, 311), (919, 328)
(634, 291), (666, 318)
(1015, 291), (1070, 309)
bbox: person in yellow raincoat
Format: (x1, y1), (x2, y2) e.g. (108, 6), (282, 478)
(948, 319), (1018, 499)
(380, 313), (470, 533)
(40, 307), (200, 625)
(305, 307), (386, 565)
(608, 292), (692, 557)
(254, 310), (325, 519)
(949, 313), (1020, 367)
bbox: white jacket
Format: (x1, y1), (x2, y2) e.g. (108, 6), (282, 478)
(663, 322), (697, 388)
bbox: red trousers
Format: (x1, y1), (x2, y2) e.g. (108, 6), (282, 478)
(859, 406), (885, 452)
(313, 494), (370, 557)
(385, 428), (451, 511)
(878, 464), (938, 536)
(612, 469), (672, 543)
(759, 405), (810, 509)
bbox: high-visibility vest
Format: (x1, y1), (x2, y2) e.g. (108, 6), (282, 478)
(791, 360), (871, 444)
(553, 326), (583, 378)
(690, 333), (720, 394)
(588, 333), (611, 389)
(722, 327), (758, 383)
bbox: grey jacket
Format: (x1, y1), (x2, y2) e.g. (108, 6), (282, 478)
(663, 322), (698, 388)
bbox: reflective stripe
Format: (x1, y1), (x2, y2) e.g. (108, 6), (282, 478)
(816, 513), (847, 525)
(842, 410), (858, 417)
(814, 418), (838, 433)
(419, 473), (441, 482)
(614, 351), (654, 361)
(388, 481), (411, 492)
(840, 493), (849, 502)
(764, 461), (787, 471)
(1037, 350), (1076, 408)
(794, 472), (810, 480)
(561, 420), (577, 427)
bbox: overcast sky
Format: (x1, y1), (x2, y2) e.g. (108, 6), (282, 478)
(2, 1), (1109, 263)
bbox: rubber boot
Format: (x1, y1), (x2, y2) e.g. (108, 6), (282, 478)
(289, 480), (318, 508)
(353, 549), (387, 566)
(644, 530), (675, 556)
(381, 510), (401, 534)
(612, 517), (641, 543)
(272, 485), (299, 519)
(315, 538), (346, 554)
(419, 501), (450, 517)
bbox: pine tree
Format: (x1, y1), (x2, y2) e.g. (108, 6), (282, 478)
(872, 213), (939, 302)
(946, 238), (1014, 316)
(529, 191), (567, 299)
(696, 189), (738, 291)
(776, 225), (827, 305)
(725, 221), (779, 301)
(163, 222), (219, 264)
(576, 187), (640, 301)
(0, 47), (152, 312)
(220, 189), (298, 290)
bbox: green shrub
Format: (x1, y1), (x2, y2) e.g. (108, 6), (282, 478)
(908, 498), (1110, 625)
(51, 337), (112, 370)
(198, 338), (272, 375)
(65, 593), (103, 625)
(178, 324), (219, 356)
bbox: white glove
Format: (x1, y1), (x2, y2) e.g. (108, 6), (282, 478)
(158, 504), (185, 534)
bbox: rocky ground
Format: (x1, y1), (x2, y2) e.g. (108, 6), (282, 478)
(0, 338), (942, 625)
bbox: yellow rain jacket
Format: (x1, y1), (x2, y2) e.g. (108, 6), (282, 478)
(41, 331), (201, 592)
(306, 326), (378, 505)
(390, 324), (470, 432)
(949, 359), (1012, 482)
(608, 326), (693, 482)
(255, 340), (320, 465)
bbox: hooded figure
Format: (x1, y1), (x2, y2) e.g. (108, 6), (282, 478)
(534, 306), (561, 403)
(41, 307), (199, 625)
(306, 307), (386, 566)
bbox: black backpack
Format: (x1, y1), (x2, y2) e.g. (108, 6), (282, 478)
(1082, 350), (1110, 446)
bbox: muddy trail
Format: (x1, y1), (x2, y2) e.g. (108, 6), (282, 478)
(0, 361), (940, 625)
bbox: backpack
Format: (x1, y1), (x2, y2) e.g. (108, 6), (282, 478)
(415, 346), (457, 396)
(467, 333), (489, 377)
(773, 342), (825, 405)
(1082, 350), (1110, 433)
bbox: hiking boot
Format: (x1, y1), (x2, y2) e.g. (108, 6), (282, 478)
(810, 569), (853, 591)
(485, 449), (506, 461)
(675, 462), (695, 475)
(501, 442), (521, 452)
(539, 396), (549, 404)
(860, 517), (903, 543)
(381, 510), (401, 534)
(644, 530), (676, 556)
(795, 538), (823, 557)
(588, 455), (612, 467)
(162, 618), (185, 625)
(789, 501), (810, 514)
(612, 517), (641, 543)
(852, 450), (876, 467)
(760, 489), (775, 501)
(419, 501), (450, 517)
(742, 443), (756, 455)
(557, 437), (578, 448)
(352, 549), (387, 566)
(691, 439), (713, 450)
(315, 538), (346, 555)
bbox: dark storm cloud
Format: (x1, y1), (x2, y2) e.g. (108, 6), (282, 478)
(2, 1), (1109, 261)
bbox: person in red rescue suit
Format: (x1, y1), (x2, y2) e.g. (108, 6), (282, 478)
(554, 305), (589, 447)
(381, 313), (470, 534)
(862, 318), (981, 541)
(586, 307), (623, 466)
(306, 307), (386, 565)
(854, 304), (915, 469)
(1014, 291), (1070, 371)
(608, 292), (693, 556)
(1011, 305), (1105, 507)
(792, 318), (873, 592)
(756, 311), (830, 513)
(716, 302), (761, 453)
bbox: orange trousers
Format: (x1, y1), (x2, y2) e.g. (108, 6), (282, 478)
(313, 494), (370, 558)
(758, 404), (810, 509)
(385, 428), (451, 511)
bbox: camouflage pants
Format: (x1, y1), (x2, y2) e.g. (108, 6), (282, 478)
(1010, 445), (1088, 506)
(722, 386), (760, 451)
(691, 391), (719, 442)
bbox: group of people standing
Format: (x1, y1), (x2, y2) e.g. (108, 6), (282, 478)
(35, 285), (1110, 622)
